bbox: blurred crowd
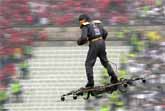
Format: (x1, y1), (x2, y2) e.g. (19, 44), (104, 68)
(125, 31), (165, 111)
(0, 0), (48, 109)
(0, 28), (48, 110)
(0, 0), (165, 27)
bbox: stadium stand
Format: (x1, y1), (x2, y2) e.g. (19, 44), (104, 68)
(0, 0), (165, 111)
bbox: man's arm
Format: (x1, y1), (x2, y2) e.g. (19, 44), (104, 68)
(102, 28), (108, 40)
(77, 26), (88, 45)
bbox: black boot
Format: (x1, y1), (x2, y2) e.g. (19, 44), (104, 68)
(110, 77), (119, 92)
(111, 76), (118, 84)
(85, 80), (94, 87)
(85, 82), (94, 88)
(86, 75), (94, 88)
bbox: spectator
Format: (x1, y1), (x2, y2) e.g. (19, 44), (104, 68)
(10, 80), (23, 103)
(23, 46), (33, 59)
(12, 48), (23, 63)
(18, 60), (29, 79)
(0, 86), (8, 111)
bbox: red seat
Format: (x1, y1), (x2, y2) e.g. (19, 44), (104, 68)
(3, 64), (16, 76)
(3, 48), (14, 56)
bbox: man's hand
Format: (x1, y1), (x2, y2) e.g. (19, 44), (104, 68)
(77, 38), (88, 45)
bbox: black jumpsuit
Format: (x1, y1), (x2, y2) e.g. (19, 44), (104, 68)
(77, 20), (118, 87)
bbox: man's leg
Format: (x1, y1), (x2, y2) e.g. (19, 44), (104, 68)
(98, 42), (118, 84)
(99, 55), (118, 83)
(85, 45), (97, 87)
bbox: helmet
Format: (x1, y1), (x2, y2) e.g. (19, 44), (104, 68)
(78, 14), (91, 21)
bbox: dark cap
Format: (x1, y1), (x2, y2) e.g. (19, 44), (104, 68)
(78, 14), (91, 21)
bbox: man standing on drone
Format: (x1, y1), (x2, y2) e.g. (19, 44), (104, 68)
(77, 14), (118, 89)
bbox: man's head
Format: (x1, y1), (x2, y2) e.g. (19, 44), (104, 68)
(78, 14), (91, 25)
